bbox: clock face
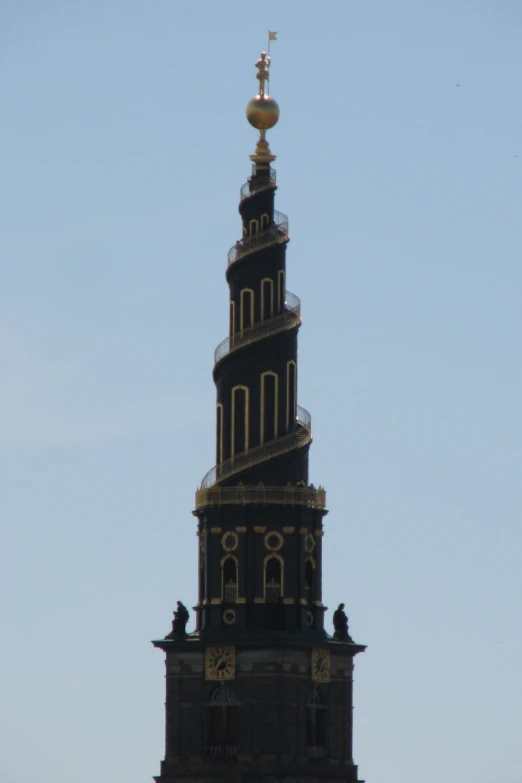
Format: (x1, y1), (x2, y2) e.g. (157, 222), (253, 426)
(311, 648), (330, 683)
(205, 645), (236, 681)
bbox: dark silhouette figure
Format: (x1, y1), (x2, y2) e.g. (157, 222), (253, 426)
(333, 603), (353, 641)
(172, 601), (190, 637)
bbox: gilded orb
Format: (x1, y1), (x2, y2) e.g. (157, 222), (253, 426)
(246, 95), (280, 130)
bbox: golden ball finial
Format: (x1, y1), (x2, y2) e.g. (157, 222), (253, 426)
(246, 94), (280, 130)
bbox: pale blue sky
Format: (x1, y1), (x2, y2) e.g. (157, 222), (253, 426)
(1, 2), (521, 782)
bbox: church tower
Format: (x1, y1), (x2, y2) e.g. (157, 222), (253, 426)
(153, 50), (366, 783)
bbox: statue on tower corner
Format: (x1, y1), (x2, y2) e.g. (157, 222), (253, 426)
(333, 603), (353, 642)
(171, 601), (189, 637)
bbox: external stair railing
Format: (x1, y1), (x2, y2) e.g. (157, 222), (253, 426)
(198, 405), (312, 492)
(239, 168), (276, 202)
(228, 210), (289, 267)
(214, 291), (301, 366)
(195, 484), (326, 510)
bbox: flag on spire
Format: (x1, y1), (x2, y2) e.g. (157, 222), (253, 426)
(269, 31), (278, 41)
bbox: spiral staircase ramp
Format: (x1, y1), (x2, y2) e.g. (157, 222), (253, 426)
(195, 171), (325, 511)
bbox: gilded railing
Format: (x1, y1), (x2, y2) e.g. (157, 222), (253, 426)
(240, 168), (276, 202)
(199, 405), (311, 491)
(265, 583), (281, 603)
(228, 210), (289, 267)
(195, 484), (326, 510)
(214, 290), (301, 365)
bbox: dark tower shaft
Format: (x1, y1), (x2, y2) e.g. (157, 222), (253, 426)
(153, 52), (366, 783)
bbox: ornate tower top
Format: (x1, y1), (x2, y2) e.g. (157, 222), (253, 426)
(246, 50), (280, 166)
(152, 46), (366, 783)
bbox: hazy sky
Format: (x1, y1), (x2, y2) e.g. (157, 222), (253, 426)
(1, 2), (521, 782)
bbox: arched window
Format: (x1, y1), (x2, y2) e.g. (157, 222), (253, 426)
(249, 218), (259, 236)
(277, 270), (285, 311)
(286, 361), (296, 432)
(222, 556), (238, 603)
(216, 403), (223, 465)
(264, 554), (283, 602)
(261, 278), (274, 321)
(260, 213), (269, 230)
(260, 371), (278, 444)
(307, 687), (327, 753)
(231, 385), (249, 456)
(305, 557), (315, 604)
(240, 289), (254, 332)
(207, 683), (240, 757)
(229, 300), (235, 336)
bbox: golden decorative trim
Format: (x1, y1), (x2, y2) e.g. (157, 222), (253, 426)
(239, 287), (255, 333)
(264, 530), (284, 552)
(239, 168), (276, 203)
(231, 384), (250, 457)
(236, 597), (246, 604)
(222, 609), (236, 625)
(300, 598), (308, 605)
(210, 527), (222, 534)
(260, 370), (279, 445)
(264, 553), (284, 601)
(221, 532), (239, 552)
(216, 403), (224, 465)
(198, 405), (311, 490)
(314, 530), (324, 537)
(278, 269), (285, 311)
(210, 598), (222, 605)
(229, 300), (235, 336)
(314, 600), (323, 607)
(214, 290), (300, 366)
(253, 526), (267, 533)
(282, 526), (295, 534)
(299, 528), (309, 535)
(282, 598), (294, 605)
(236, 526), (247, 533)
(254, 597), (266, 604)
(304, 533), (315, 553)
(260, 276), (274, 321)
(196, 485), (325, 510)
(228, 210), (288, 268)
(286, 359), (296, 433)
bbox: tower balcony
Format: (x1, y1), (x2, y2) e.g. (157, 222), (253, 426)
(195, 483), (326, 510)
(239, 167), (276, 203)
(228, 210), (289, 267)
(214, 290), (301, 367)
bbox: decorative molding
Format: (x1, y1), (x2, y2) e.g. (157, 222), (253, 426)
(253, 526), (267, 533)
(282, 526), (295, 534)
(282, 598), (294, 605)
(210, 527), (223, 534)
(254, 597), (266, 604)
(236, 526), (247, 533)
(210, 598), (222, 605)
